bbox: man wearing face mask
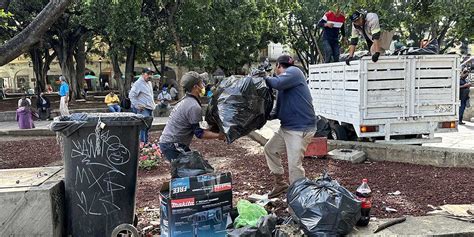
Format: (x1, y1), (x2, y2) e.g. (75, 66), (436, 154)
(264, 55), (316, 198)
(159, 71), (224, 162)
(129, 67), (157, 144)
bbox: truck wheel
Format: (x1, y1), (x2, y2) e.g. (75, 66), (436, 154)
(331, 124), (348, 140)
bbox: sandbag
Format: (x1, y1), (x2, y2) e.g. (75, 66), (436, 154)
(170, 150), (214, 178)
(206, 74), (273, 144)
(287, 173), (361, 236)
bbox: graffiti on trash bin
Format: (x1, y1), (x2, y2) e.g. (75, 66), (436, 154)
(70, 130), (131, 216)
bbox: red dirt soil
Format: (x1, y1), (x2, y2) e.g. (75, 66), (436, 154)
(1, 132), (473, 231)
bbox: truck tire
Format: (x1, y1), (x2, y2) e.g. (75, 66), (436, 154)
(331, 124), (348, 140)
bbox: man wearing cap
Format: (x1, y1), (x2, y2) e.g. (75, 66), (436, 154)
(58, 75), (70, 116)
(263, 55), (316, 198)
(346, 10), (382, 65)
(129, 67), (156, 144)
(159, 71), (224, 162)
(318, 6), (346, 63)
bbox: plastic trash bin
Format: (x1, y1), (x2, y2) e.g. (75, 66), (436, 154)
(51, 113), (152, 236)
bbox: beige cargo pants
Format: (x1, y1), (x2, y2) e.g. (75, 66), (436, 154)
(264, 127), (315, 184)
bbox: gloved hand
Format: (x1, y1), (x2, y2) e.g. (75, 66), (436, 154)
(372, 52), (380, 62)
(345, 56), (353, 66)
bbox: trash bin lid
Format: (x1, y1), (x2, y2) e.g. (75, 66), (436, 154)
(0, 166), (62, 189)
(50, 113), (153, 137)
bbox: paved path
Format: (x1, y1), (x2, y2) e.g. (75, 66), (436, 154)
(253, 120), (474, 150)
(0, 117), (169, 136)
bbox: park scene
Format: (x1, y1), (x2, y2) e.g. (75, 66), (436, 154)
(0, 0), (473, 236)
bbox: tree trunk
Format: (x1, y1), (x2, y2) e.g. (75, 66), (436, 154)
(160, 48), (166, 75)
(168, 0), (184, 97)
(29, 47), (45, 94)
(74, 35), (86, 99)
(111, 52), (124, 98)
(0, 0), (72, 66)
(54, 38), (77, 101)
(124, 43), (136, 98)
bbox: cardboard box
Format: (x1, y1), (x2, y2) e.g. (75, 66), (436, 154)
(170, 172), (232, 198)
(160, 173), (233, 237)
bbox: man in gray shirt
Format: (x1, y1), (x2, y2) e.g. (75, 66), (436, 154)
(129, 67), (156, 144)
(159, 71), (223, 161)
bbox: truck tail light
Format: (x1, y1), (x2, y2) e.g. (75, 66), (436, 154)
(360, 125), (378, 133)
(440, 121), (456, 129)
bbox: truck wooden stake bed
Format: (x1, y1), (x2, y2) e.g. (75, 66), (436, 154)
(309, 55), (459, 144)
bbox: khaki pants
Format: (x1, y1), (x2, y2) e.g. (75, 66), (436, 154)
(264, 127), (315, 184)
(60, 96), (69, 116)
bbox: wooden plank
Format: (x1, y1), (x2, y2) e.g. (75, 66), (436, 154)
(416, 78), (452, 88)
(367, 61), (406, 70)
(368, 70), (406, 80)
(368, 80), (405, 90)
(417, 60), (455, 69)
(415, 69), (453, 78)
(0, 167), (63, 189)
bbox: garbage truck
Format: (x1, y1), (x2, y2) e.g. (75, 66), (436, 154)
(309, 55), (460, 144)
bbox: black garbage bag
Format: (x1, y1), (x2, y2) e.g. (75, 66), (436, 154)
(407, 39), (439, 55)
(227, 214), (277, 237)
(287, 173), (361, 236)
(205, 74), (273, 144)
(171, 150), (214, 178)
(314, 115), (331, 138)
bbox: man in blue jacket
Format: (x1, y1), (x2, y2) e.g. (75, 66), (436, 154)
(264, 55), (316, 198)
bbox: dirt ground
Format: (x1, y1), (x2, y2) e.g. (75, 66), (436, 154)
(1, 132), (473, 233)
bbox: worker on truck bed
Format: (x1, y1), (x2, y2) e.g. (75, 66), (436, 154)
(318, 6), (346, 63)
(346, 10), (383, 65)
(263, 55), (316, 198)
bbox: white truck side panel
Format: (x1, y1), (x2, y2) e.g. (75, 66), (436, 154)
(309, 55), (459, 141)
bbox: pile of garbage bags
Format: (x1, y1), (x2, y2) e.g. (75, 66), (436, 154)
(206, 74), (274, 144)
(171, 150), (214, 178)
(287, 173), (361, 236)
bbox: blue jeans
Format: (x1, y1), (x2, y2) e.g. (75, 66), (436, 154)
(322, 39), (341, 63)
(460, 98), (468, 122)
(159, 143), (191, 161)
(133, 107), (153, 143)
(108, 104), (121, 112)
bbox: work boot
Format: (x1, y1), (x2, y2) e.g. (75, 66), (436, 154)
(268, 174), (289, 199)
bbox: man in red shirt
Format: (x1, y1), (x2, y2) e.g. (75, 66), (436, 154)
(318, 7), (346, 63)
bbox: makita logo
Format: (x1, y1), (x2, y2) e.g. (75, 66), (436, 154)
(171, 197), (195, 208)
(213, 183), (232, 192)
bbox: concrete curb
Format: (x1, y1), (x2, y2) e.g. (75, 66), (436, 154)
(0, 123), (166, 137)
(248, 131), (474, 169)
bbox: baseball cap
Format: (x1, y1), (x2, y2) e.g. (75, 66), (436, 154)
(350, 11), (362, 22)
(142, 67), (155, 74)
(181, 71), (205, 92)
(277, 55), (295, 66)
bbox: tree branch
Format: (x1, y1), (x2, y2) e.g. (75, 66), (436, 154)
(0, 0), (73, 66)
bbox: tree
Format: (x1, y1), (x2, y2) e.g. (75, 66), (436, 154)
(0, 0), (72, 66)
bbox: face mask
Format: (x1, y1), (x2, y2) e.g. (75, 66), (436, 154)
(200, 87), (206, 97)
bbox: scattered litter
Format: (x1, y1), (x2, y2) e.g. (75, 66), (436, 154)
(388, 191), (401, 195)
(15, 180), (20, 184)
(384, 207), (398, 213)
(234, 200), (267, 228)
(373, 217), (406, 233)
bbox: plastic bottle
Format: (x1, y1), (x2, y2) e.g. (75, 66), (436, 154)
(355, 178), (372, 226)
